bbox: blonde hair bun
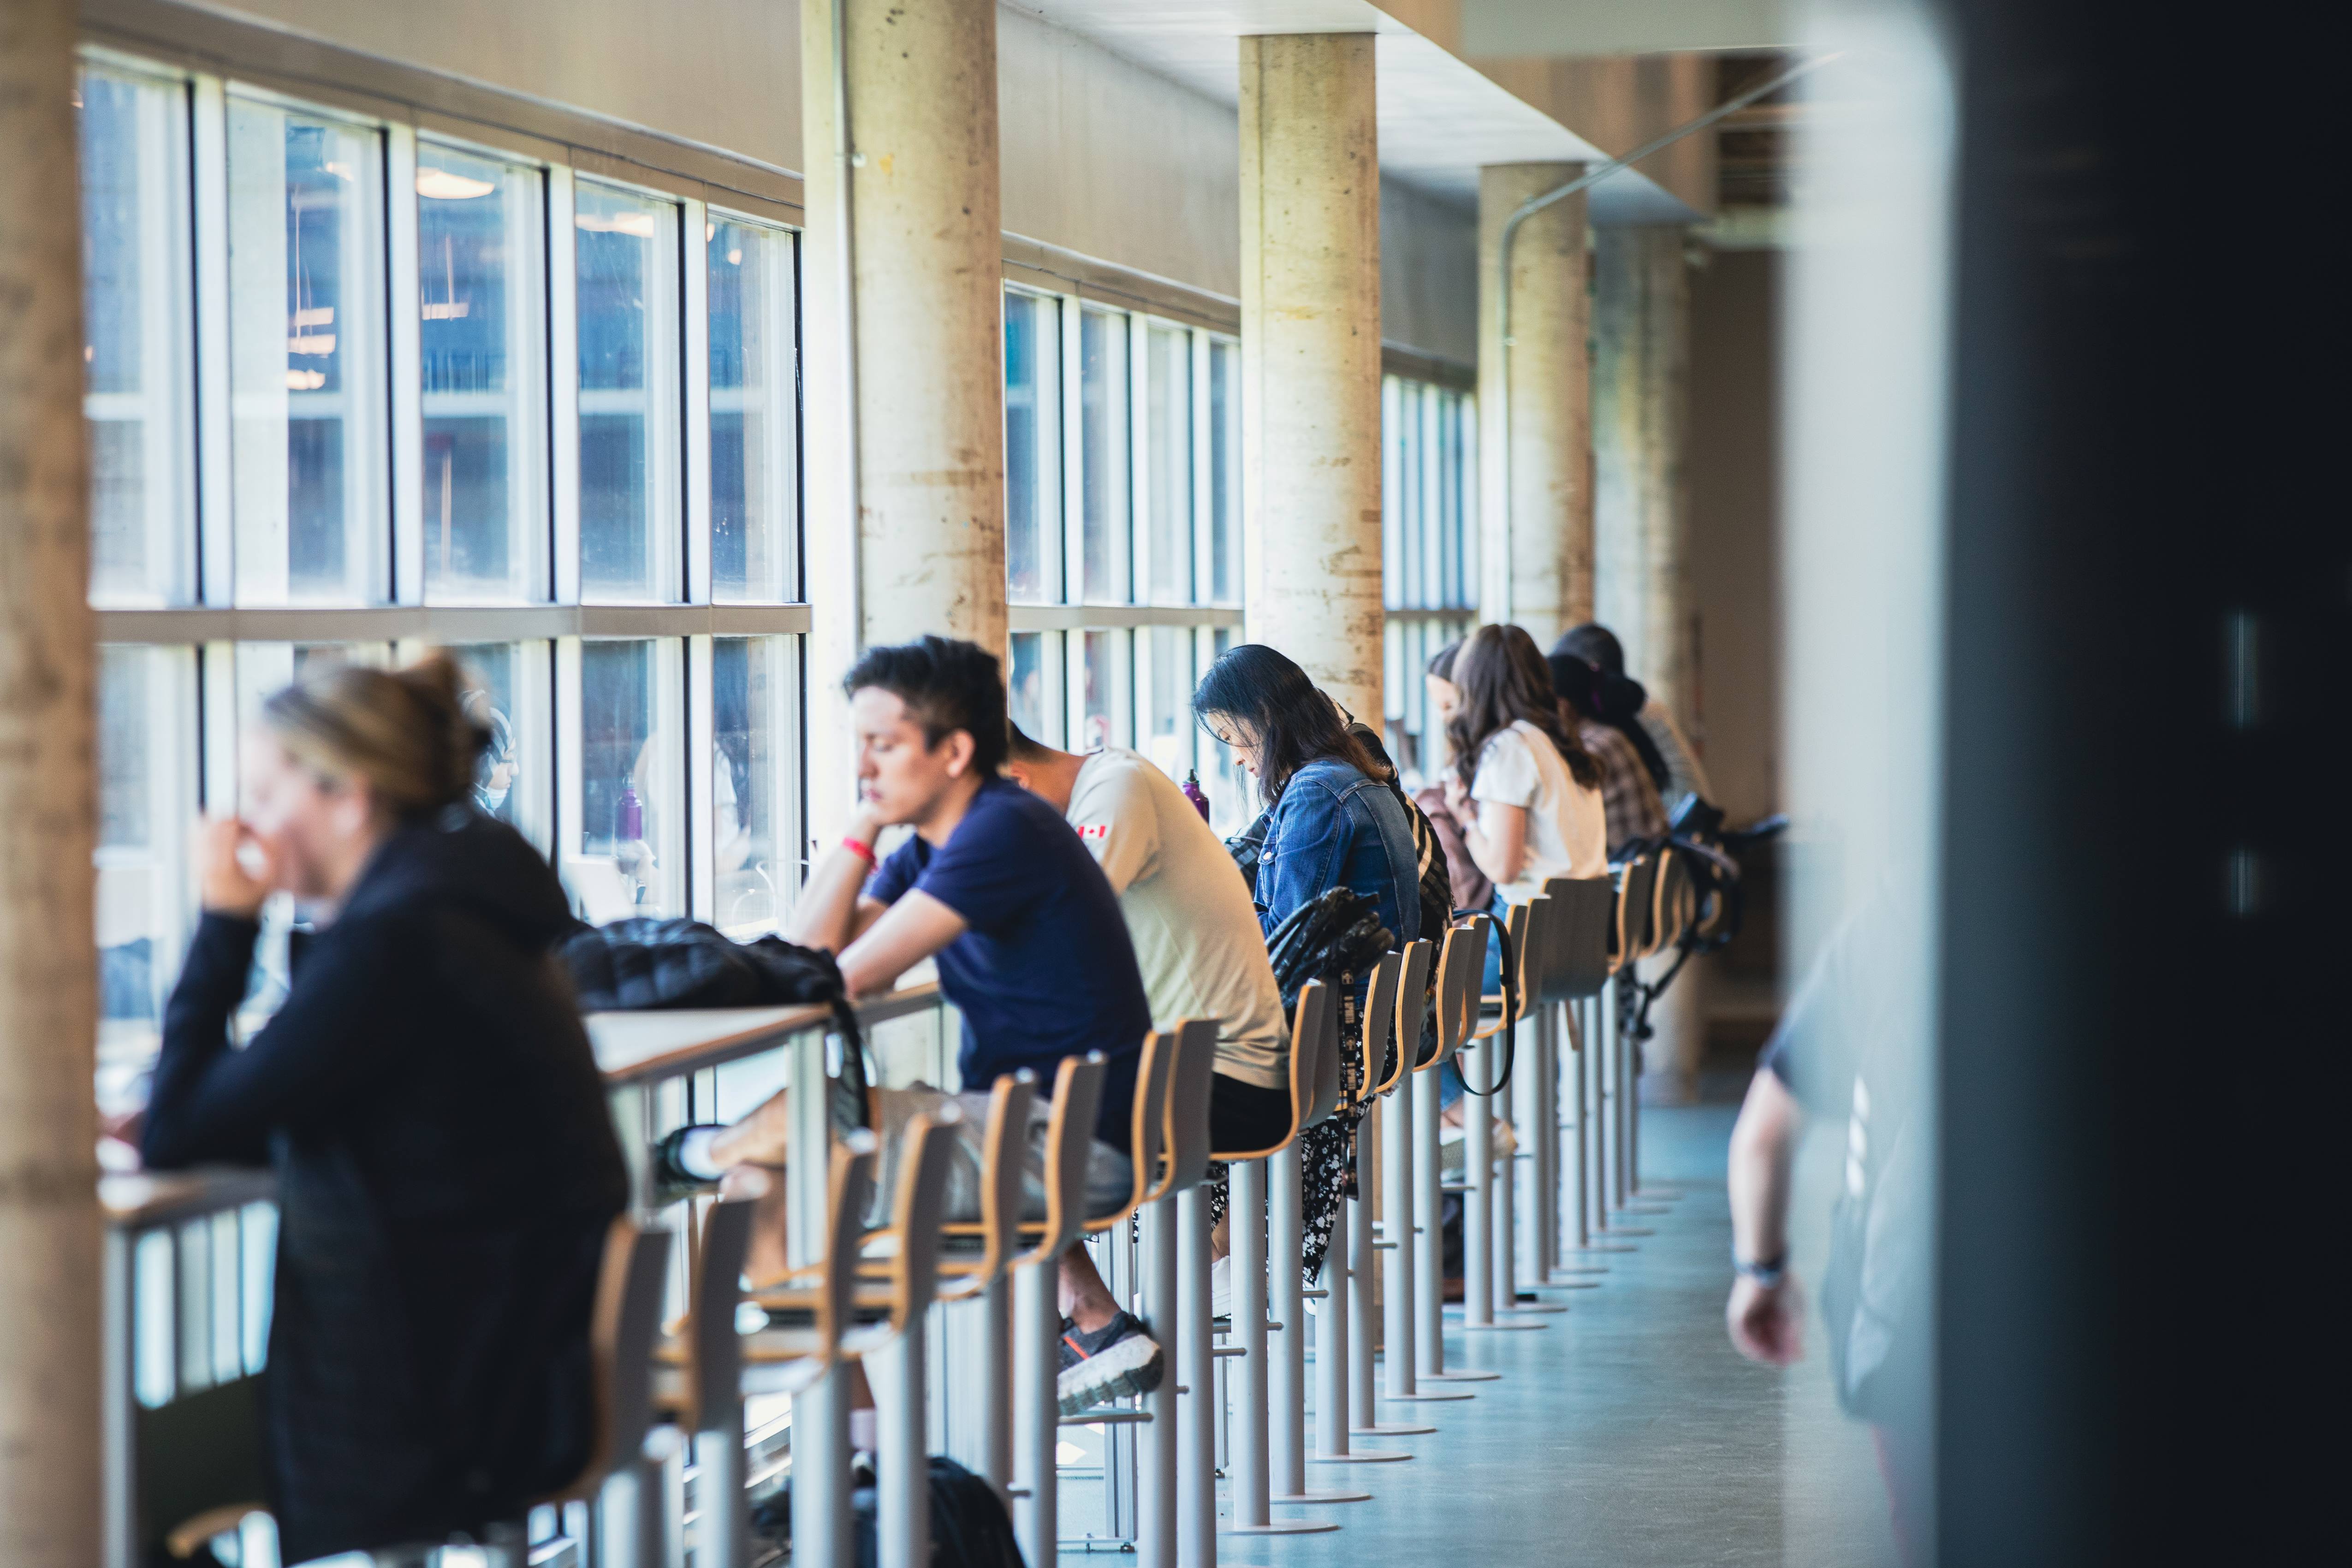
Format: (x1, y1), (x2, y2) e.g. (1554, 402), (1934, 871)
(263, 651), (494, 816)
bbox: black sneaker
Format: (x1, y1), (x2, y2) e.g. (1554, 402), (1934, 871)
(1055, 1310), (1164, 1414)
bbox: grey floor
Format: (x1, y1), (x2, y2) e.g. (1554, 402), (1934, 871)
(1061, 1105), (1901, 1568)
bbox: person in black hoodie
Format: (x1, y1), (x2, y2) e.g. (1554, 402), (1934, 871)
(141, 653), (627, 1564)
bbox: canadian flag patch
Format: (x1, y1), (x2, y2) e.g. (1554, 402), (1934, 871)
(1076, 824), (1111, 840)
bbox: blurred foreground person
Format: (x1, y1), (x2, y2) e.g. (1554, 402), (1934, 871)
(1726, 887), (1931, 1561)
(142, 655), (627, 1563)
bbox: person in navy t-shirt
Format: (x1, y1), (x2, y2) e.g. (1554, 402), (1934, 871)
(653, 636), (1164, 1413)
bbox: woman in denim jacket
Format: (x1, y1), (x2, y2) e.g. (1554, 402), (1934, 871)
(1195, 644), (1422, 948)
(1194, 644), (1421, 1279)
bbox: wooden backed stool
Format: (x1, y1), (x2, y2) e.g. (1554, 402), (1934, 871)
(1535, 875), (1618, 1279)
(742, 1132), (879, 1568)
(1592, 855), (1660, 1242)
(928, 1069), (1038, 1504)
(1369, 938), (1448, 1414)
(652, 1196), (758, 1568)
(1456, 898), (1547, 1334)
(1489, 891), (1576, 1318)
(1307, 950), (1417, 1464)
(1622, 846), (1699, 1208)
(1216, 978), (1348, 1535)
(1126, 1018), (1215, 1568)
(1410, 917), (1497, 1387)
(1000, 1053), (1110, 1568)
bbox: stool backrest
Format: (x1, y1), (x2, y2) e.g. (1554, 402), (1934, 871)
(885, 1111), (962, 1336)
(1021, 1052), (1108, 1263)
(945, 1069), (1035, 1298)
(1540, 875), (1615, 1000)
(1377, 939), (1435, 1093)
(1432, 915), (1487, 1065)
(821, 1131), (880, 1351)
(1356, 950), (1404, 1102)
(1473, 900), (1536, 1039)
(1151, 1018), (1219, 1197)
(1647, 845), (1694, 957)
(687, 1197), (757, 1433)
(1088, 1028), (1176, 1232)
(547, 1216), (674, 1504)
(1304, 979), (1345, 1125)
(1612, 855), (1658, 974)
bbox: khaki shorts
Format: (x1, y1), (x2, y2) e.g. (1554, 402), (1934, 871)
(867, 1083), (1135, 1227)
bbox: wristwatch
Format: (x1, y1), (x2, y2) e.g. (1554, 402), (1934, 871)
(1732, 1251), (1788, 1289)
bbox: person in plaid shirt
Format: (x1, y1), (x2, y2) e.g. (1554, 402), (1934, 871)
(1550, 651), (1668, 857)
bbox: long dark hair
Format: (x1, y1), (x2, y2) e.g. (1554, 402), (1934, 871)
(1194, 643), (1389, 805)
(1447, 624), (1601, 791)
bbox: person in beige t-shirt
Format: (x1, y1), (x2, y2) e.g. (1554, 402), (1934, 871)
(1007, 727), (1296, 1154)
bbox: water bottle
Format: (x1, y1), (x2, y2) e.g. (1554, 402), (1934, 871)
(1182, 768), (1211, 823)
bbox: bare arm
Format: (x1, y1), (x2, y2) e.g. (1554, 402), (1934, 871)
(788, 809), (888, 954)
(1726, 1065), (1806, 1364)
(836, 889), (967, 998)
(1447, 786), (1530, 888)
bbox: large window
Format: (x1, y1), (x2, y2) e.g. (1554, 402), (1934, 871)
(1382, 373), (1479, 787)
(80, 53), (810, 1071)
(1003, 290), (1245, 830)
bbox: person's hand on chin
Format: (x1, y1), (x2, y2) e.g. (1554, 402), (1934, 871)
(199, 816), (279, 919)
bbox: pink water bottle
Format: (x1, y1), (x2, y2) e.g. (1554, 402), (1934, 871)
(1182, 768), (1211, 823)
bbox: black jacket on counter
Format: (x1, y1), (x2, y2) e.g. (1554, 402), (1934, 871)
(142, 810), (627, 1563)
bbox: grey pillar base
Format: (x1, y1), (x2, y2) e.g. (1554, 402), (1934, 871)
(1352, 1419), (1438, 1434)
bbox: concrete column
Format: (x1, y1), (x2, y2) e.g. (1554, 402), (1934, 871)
(1594, 225), (1702, 1100)
(0, 0), (103, 1559)
(1239, 33), (1384, 725)
(1477, 163), (1591, 648)
(802, 0), (1008, 837)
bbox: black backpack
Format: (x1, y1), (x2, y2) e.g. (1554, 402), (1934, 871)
(556, 917), (870, 1132)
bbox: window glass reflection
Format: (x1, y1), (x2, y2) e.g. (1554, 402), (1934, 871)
(1143, 324), (1192, 605)
(576, 184), (682, 603)
(227, 100), (389, 606)
(1007, 631), (1048, 744)
(444, 641), (551, 851)
(78, 66), (194, 608)
(421, 147), (548, 603)
(574, 640), (684, 920)
(1208, 337), (1240, 606)
(1004, 292), (1062, 604)
(713, 638), (797, 935)
(95, 645), (197, 1055)
(1140, 624), (1195, 783)
(1078, 628), (1130, 753)
(1080, 307), (1130, 604)
(710, 218), (796, 603)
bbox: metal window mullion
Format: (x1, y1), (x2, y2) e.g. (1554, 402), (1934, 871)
(688, 633), (717, 921)
(684, 197), (713, 605)
(549, 166), (581, 605)
(388, 122), (424, 606)
(554, 636), (584, 898)
(1191, 328), (1212, 607)
(191, 73), (234, 607)
(1058, 294), (1083, 609)
(1128, 310), (1148, 606)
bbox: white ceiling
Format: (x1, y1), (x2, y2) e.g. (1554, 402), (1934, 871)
(1007, 1), (1699, 221)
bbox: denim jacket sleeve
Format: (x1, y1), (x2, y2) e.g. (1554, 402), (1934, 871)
(1253, 773), (1352, 938)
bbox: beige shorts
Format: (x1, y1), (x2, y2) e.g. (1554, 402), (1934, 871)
(867, 1082), (1134, 1226)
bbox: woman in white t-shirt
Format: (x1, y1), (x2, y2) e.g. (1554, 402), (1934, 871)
(1440, 623), (1608, 907)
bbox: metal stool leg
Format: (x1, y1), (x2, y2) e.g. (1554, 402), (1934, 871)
(1139, 1200), (1180, 1568)
(1220, 1157), (1334, 1536)
(981, 1273), (1014, 1503)
(1176, 1186), (1217, 1568)
(871, 1329), (929, 1568)
(1412, 1056), (1490, 1387)
(1013, 1252), (1060, 1564)
(1271, 1142), (1368, 1503)
(1363, 1100), (1437, 1430)
(790, 1365), (855, 1568)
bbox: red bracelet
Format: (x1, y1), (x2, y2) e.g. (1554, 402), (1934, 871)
(842, 835), (876, 864)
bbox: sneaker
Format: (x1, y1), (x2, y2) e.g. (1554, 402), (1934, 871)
(1056, 1310), (1164, 1414)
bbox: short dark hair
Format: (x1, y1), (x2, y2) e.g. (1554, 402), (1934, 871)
(1192, 643), (1389, 804)
(1005, 721), (1056, 764)
(1426, 640), (1462, 682)
(1553, 624), (1625, 676)
(842, 636), (1010, 774)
